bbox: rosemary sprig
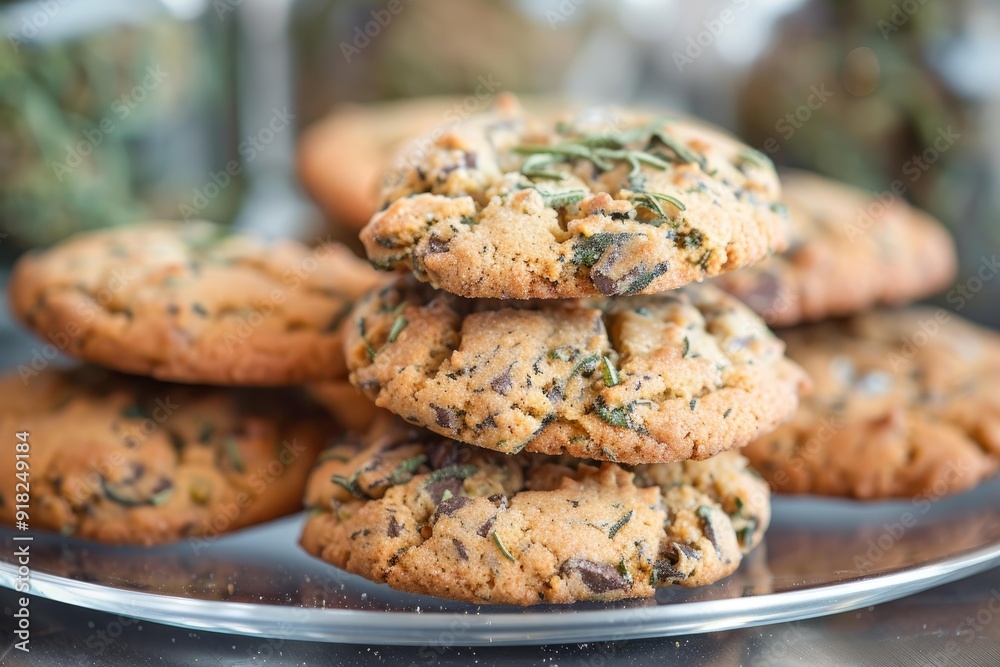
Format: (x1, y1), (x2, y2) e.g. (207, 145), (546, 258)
(629, 191), (686, 224)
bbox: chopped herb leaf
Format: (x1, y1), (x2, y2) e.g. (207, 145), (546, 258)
(423, 464), (479, 486)
(569, 354), (601, 379)
(389, 454), (427, 485)
(388, 315), (408, 343)
(608, 509), (634, 539)
(601, 356), (620, 387)
(723, 408), (732, 419)
(492, 531), (516, 562)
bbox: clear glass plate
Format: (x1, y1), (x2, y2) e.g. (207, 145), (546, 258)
(3, 477), (1000, 646)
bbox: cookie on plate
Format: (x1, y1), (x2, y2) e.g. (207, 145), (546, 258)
(301, 416), (769, 605)
(361, 95), (790, 299)
(8, 221), (387, 385)
(744, 308), (1000, 499)
(714, 170), (957, 326)
(345, 277), (809, 464)
(0, 367), (338, 545)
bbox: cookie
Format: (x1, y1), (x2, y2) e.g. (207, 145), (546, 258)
(300, 416), (769, 605)
(306, 381), (380, 432)
(744, 308), (1000, 499)
(0, 367), (337, 545)
(345, 277), (809, 464)
(8, 221), (387, 385)
(714, 170), (957, 326)
(361, 95), (790, 299)
(298, 96), (569, 231)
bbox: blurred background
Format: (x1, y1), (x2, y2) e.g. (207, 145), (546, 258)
(0, 0), (997, 326)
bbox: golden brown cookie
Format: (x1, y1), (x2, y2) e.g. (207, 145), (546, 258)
(301, 416), (769, 605)
(744, 308), (1000, 498)
(714, 170), (957, 326)
(345, 277), (809, 465)
(0, 367), (337, 545)
(361, 96), (789, 299)
(8, 222), (387, 385)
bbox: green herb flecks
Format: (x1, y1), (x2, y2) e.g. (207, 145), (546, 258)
(723, 408), (733, 419)
(224, 437), (245, 473)
(601, 356), (620, 387)
(608, 509), (634, 539)
(629, 191), (686, 225)
(388, 454), (427, 485)
(149, 488), (173, 506)
(569, 354), (601, 379)
(388, 315), (408, 343)
(332, 472), (365, 499)
(492, 531), (516, 562)
(617, 559), (633, 584)
(736, 149), (772, 170)
(358, 318), (376, 361)
(594, 396), (641, 431)
(681, 337), (691, 358)
(423, 464), (479, 486)
(525, 186), (588, 209)
(572, 233), (628, 267)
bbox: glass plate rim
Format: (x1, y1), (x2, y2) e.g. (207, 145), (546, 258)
(4, 540), (999, 646)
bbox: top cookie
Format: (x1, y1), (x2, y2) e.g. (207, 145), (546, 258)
(713, 170), (957, 326)
(9, 222), (386, 386)
(345, 277), (809, 464)
(361, 96), (789, 298)
(744, 308), (1000, 498)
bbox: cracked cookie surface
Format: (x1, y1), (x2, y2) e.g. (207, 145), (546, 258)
(301, 416), (769, 605)
(0, 367), (337, 545)
(8, 222), (387, 385)
(714, 170), (956, 326)
(345, 277), (809, 464)
(362, 96), (789, 298)
(744, 308), (1000, 498)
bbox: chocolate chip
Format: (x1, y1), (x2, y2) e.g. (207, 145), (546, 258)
(434, 495), (472, 520)
(477, 515), (495, 538)
(452, 538), (469, 560)
(490, 368), (513, 396)
(560, 558), (630, 594)
(425, 477), (463, 505)
(427, 237), (450, 254)
(434, 406), (457, 429)
(387, 514), (402, 538)
(697, 506), (723, 557)
(427, 442), (461, 469)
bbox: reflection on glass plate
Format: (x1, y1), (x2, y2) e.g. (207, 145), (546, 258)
(3, 477), (1000, 646)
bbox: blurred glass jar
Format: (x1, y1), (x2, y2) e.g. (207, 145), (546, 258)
(0, 0), (240, 249)
(289, 0), (593, 127)
(734, 0), (1000, 326)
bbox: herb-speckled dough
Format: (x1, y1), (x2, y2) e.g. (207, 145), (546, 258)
(714, 170), (957, 326)
(8, 222), (387, 386)
(744, 309), (1000, 499)
(0, 367), (337, 545)
(362, 95), (789, 299)
(345, 277), (809, 464)
(301, 416), (769, 605)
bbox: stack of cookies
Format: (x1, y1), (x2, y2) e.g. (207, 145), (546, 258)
(298, 96), (813, 604)
(1, 223), (388, 545)
(714, 171), (1000, 500)
(6, 92), (994, 608)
